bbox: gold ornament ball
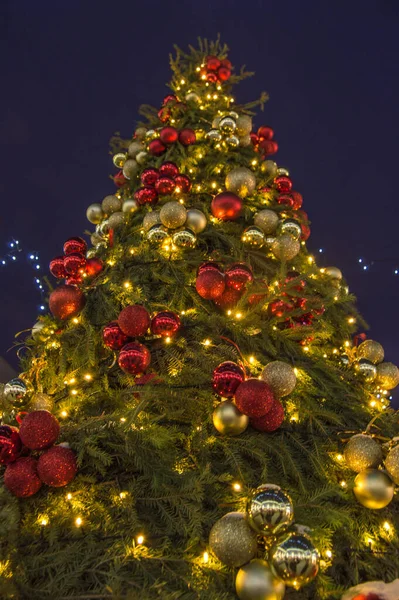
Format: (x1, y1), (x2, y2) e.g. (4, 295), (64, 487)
(86, 203), (104, 225)
(135, 150), (148, 165)
(219, 116), (237, 134)
(134, 127), (147, 140)
(344, 434), (383, 472)
(276, 167), (290, 177)
(122, 198), (140, 214)
(147, 225), (170, 245)
(172, 228), (197, 249)
(160, 201), (187, 229)
(226, 167), (257, 198)
(271, 235), (300, 261)
(209, 512), (258, 567)
(376, 362), (399, 390)
(185, 91), (201, 103)
(143, 211), (161, 232)
(240, 134), (252, 147)
(213, 400), (249, 436)
(206, 129), (223, 143)
(353, 469), (394, 509)
(102, 195), (122, 215)
(30, 392), (54, 412)
(357, 340), (384, 364)
(108, 212), (125, 229)
(260, 160), (278, 178)
(236, 559), (285, 600)
(270, 533), (319, 589)
(186, 209), (207, 234)
(127, 140), (143, 158)
(242, 227), (266, 248)
(236, 115), (253, 137)
(247, 484), (294, 536)
(122, 158), (139, 180)
(261, 361), (296, 398)
(324, 266), (342, 280)
(278, 219), (302, 241)
(112, 152), (126, 168)
(225, 135), (240, 149)
(254, 210), (279, 234)
(355, 359), (377, 382)
(385, 445), (399, 485)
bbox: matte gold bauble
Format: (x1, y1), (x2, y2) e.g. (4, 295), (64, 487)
(122, 198), (140, 214)
(271, 235), (300, 261)
(134, 127), (147, 139)
(254, 210), (279, 234)
(344, 434), (383, 472)
(323, 266), (342, 280)
(376, 362), (399, 390)
(86, 203), (104, 224)
(261, 361), (296, 398)
(172, 228), (197, 248)
(102, 195), (122, 215)
(236, 115), (253, 137)
(122, 158), (139, 180)
(385, 445), (399, 485)
(146, 225), (170, 245)
(213, 400), (249, 436)
(209, 512), (258, 567)
(30, 393), (54, 412)
(260, 160), (277, 178)
(247, 484), (294, 536)
(143, 211), (161, 232)
(159, 201), (187, 229)
(226, 167), (256, 197)
(236, 559), (285, 600)
(239, 134), (252, 147)
(270, 533), (319, 589)
(186, 209), (207, 234)
(357, 340), (384, 364)
(353, 469), (394, 509)
(242, 227), (265, 248)
(127, 140), (143, 158)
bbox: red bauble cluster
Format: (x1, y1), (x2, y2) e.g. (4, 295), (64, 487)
(251, 126), (278, 157)
(211, 191), (243, 221)
(134, 162), (191, 206)
(50, 237), (103, 285)
(102, 321), (130, 350)
(212, 361), (245, 398)
(235, 379), (285, 431)
(148, 127), (196, 157)
(200, 55), (232, 83)
(49, 285), (86, 321)
(0, 425), (23, 465)
(273, 176), (311, 241)
(196, 262), (253, 309)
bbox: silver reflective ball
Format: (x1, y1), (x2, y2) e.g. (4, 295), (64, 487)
(171, 228), (197, 248)
(186, 209), (207, 234)
(4, 378), (27, 402)
(147, 225), (170, 245)
(278, 219), (302, 241)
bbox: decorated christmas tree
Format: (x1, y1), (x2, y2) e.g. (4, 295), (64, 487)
(1, 39), (399, 600)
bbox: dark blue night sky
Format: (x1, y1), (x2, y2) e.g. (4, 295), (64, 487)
(1, 1), (399, 376)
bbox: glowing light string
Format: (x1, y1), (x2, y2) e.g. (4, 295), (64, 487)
(0, 239), (46, 311)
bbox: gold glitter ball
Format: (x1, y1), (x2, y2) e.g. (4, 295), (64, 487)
(143, 211), (161, 232)
(344, 434), (383, 472)
(261, 361), (296, 398)
(254, 209), (279, 234)
(357, 340), (384, 364)
(271, 234), (300, 261)
(209, 512), (258, 567)
(159, 201), (187, 230)
(225, 167), (256, 198)
(385, 445), (399, 485)
(30, 393), (54, 412)
(376, 362), (399, 390)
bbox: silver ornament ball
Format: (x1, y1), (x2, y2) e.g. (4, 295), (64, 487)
(242, 227), (266, 248)
(355, 359), (377, 382)
(206, 129), (223, 143)
(4, 378), (27, 402)
(278, 219), (302, 241)
(112, 152), (126, 168)
(172, 228), (197, 248)
(135, 150), (148, 165)
(219, 116), (237, 134)
(147, 225), (170, 245)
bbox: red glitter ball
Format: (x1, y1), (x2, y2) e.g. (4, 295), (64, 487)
(160, 126), (178, 145)
(38, 446), (77, 487)
(217, 66), (231, 81)
(151, 311), (181, 337)
(206, 56), (221, 71)
(49, 285), (85, 320)
(134, 186), (158, 206)
(85, 257), (103, 278)
(250, 399), (285, 432)
(274, 176), (293, 193)
(257, 126), (274, 140)
(64, 252), (86, 276)
(212, 361), (245, 398)
(118, 305), (150, 337)
(178, 128), (196, 146)
(141, 168), (159, 186)
(214, 287), (244, 310)
(159, 161), (179, 178)
(118, 342), (151, 375)
(4, 457), (42, 498)
(235, 379), (275, 418)
(49, 256), (66, 279)
(63, 237), (87, 255)
(19, 410), (60, 450)
(211, 192), (242, 221)
(103, 321), (130, 350)
(174, 174), (192, 193)
(0, 425), (22, 465)
(149, 139), (167, 156)
(225, 263), (253, 291)
(155, 176), (176, 195)
(196, 269), (225, 300)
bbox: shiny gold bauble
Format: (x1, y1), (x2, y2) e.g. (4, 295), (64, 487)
(185, 91), (201, 104)
(186, 209), (207, 234)
(323, 266), (342, 280)
(107, 211), (125, 229)
(159, 201), (187, 229)
(30, 392), (54, 412)
(219, 116), (237, 134)
(276, 167), (290, 177)
(261, 361), (296, 398)
(270, 533), (319, 589)
(172, 228), (197, 248)
(213, 400), (249, 436)
(127, 140), (143, 158)
(242, 227), (266, 248)
(385, 445), (399, 485)
(226, 167), (256, 198)
(236, 115), (253, 137)
(355, 359), (377, 382)
(278, 219), (302, 241)
(271, 235), (300, 261)
(247, 484), (294, 536)
(122, 198), (140, 214)
(353, 469), (394, 509)
(254, 210), (279, 234)
(135, 150), (148, 165)
(344, 434), (383, 472)
(145, 129), (157, 140)
(112, 152), (126, 168)
(376, 362), (399, 390)
(236, 559), (285, 600)
(206, 129), (223, 143)
(260, 160), (278, 178)
(356, 340), (384, 364)
(143, 211), (161, 232)
(102, 195), (122, 215)
(229, 111), (239, 120)
(225, 135), (240, 148)
(209, 512), (258, 567)
(122, 158), (139, 180)
(86, 203), (104, 224)
(146, 225), (170, 245)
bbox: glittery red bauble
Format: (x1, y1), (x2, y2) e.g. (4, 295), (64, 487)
(277, 194), (294, 208)
(258, 126), (274, 140)
(235, 379), (275, 418)
(160, 127), (178, 145)
(259, 140), (278, 155)
(174, 174), (192, 193)
(250, 399), (284, 432)
(118, 305), (150, 337)
(225, 263), (253, 291)
(155, 176), (176, 195)
(218, 67), (231, 81)
(4, 457), (42, 498)
(63, 237), (87, 255)
(212, 361), (245, 398)
(38, 446), (77, 487)
(206, 56), (221, 70)
(211, 192), (243, 221)
(19, 410), (60, 450)
(291, 191), (303, 209)
(268, 299), (294, 318)
(163, 94), (177, 105)
(214, 288), (244, 310)
(49, 285), (85, 320)
(141, 168), (159, 186)
(65, 275), (83, 286)
(159, 162), (179, 178)
(301, 223), (311, 241)
(206, 71), (219, 83)
(103, 321), (130, 350)
(197, 262), (222, 275)
(178, 128), (196, 146)
(134, 186), (158, 205)
(114, 170), (127, 187)
(85, 257), (103, 278)
(149, 139), (167, 156)
(151, 311), (181, 337)
(49, 256), (66, 279)
(274, 176), (293, 193)
(118, 342), (151, 375)
(64, 252), (86, 276)
(157, 107), (170, 123)
(196, 270), (225, 300)
(0, 425), (22, 465)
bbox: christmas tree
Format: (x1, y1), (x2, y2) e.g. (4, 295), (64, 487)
(1, 39), (399, 600)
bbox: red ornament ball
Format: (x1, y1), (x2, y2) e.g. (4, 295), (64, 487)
(274, 176), (293, 193)
(118, 342), (151, 375)
(49, 285), (85, 320)
(19, 410), (60, 450)
(206, 55), (221, 71)
(103, 321), (130, 350)
(211, 192), (243, 221)
(258, 126), (274, 140)
(63, 237), (87, 255)
(114, 170), (127, 187)
(234, 379), (275, 418)
(198, 262), (222, 275)
(301, 223), (311, 241)
(134, 186), (158, 205)
(259, 140), (278, 155)
(49, 256), (66, 279)
(149, 139), (167, 156)
(174, 174), (192, 193)
(38, 446), (77, 487)
(212, 361), (245, 398)
(159, 161), (179, 179)
(277, 194), (294, 208)
(214, 288), (244, 310)
(141, 168), (159, 186)
(218, 67), (231, 81)
(64, 252), (86, 276)
(206, 71), (219, 83)
(291, 191), (303, 209)
(163, 94), (177, 105)
(196, 269), (225, 300)
(151, 311), (181, 337)
(118, 305), (150, 337)
(0, 425), (22, 465)
(4, 457), (42, 498)
(155, 176), (176, 195)
(250, 399), (285, 432)
(220, 58), (232, 70)
(65, 274), (83, 286)
(178, 128), (196, 146)
(225, 263), (253, 291)
(85, 257), (103, 278)
(157, 107), (170, 123)
(160, 126), (178, 145)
